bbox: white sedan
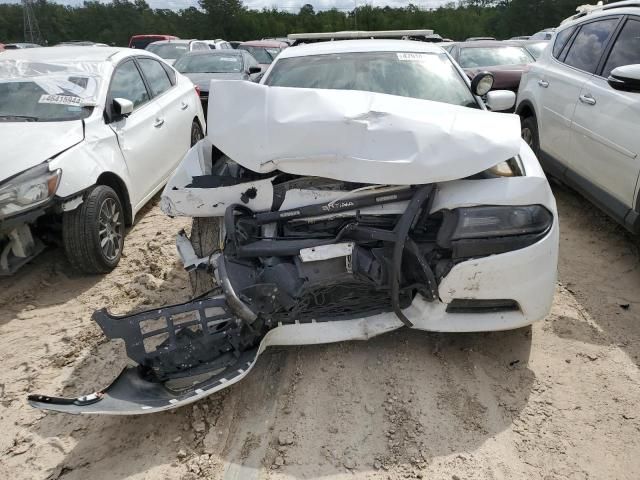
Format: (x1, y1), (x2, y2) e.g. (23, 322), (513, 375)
(0, 47), (205, 274)
(29, 40), (559, 415)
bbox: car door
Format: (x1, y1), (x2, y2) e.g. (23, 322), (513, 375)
(569, 16), (640, 219)
(107, 59), (166, 208)
(535, 21), (618, 168)
(137, 57), (193, 175)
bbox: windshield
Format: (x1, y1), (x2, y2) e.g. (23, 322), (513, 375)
(0, 59), (102, 122)
(459, 46), (534, 68)
(525, 42), (548, 59)
(265, 51), (478, 108)
(174, 54), (243, 73)
(147, 43), (189, 60)
(238, 46), (279, 64)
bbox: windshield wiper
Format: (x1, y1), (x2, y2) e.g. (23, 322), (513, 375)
(0, 115), (38, 122)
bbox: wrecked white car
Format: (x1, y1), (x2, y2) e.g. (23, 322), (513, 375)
(0, 47), (205, 274)
(29, 41), (558, 415)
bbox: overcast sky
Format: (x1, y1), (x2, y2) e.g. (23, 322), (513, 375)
(1, 0), (452, 12)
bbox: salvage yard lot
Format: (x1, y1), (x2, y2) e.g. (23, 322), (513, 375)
(1, 184), (639, 480)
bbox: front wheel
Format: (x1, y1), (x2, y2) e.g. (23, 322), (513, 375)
(189, 217), (223, 296)
(63, 185), (125, 274)
(521, 115), (540, 157)
(191, 120), (204, 147)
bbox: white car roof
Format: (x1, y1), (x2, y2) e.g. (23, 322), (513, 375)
(278, 39), (445, 59)
(0, 46), (156, 64)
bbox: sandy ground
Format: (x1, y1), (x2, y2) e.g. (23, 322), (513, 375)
(1, 184), (639, 480)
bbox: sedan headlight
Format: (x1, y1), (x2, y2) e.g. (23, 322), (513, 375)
(0, 164), (61, 219)
(438, 205), (553, 259)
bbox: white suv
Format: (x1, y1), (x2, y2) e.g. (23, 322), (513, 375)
(516, 0), (640, 233)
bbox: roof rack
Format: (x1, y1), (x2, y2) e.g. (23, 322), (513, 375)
(562, 1), (640, 24)
(287, 30), (435, 45)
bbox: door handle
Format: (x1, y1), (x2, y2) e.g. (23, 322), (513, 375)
(579, 94), (596, 106)
(153, 118), (165, 128)
(180, 102), (189, 110)
(538, 80), (549, 88)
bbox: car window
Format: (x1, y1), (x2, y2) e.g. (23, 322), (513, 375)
(110, 60), (150, 108)
(563, 18), (619, 73)
(525, 42), (548, 59)
(265, 51), (478, 108)
(245, 53), (258, 67)
(174, 54), (243, 73)
(458, 46), (534, 68)
(553, 26), (576, 58)
(238, 46), (275, 64)
(161, 62), (176, 85)
(146, 43), (189, 60)
(602, 19), (640, 78)
(137, 58), (172, 97)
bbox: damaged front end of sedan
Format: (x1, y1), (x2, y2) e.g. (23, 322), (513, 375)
(29, 81), (558, 415)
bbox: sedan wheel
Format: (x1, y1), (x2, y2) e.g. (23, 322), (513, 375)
(98, 197), (124, 261)
(63, 185), (126, 274)
(191, 121), (204, 147)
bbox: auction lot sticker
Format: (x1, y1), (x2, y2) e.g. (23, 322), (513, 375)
(397, 52), (430, 61)
(38, 94), (82, 106)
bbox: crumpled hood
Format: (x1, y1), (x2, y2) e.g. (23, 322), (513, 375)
(0, 121), (84, 180)
(208, 81), (522, 184)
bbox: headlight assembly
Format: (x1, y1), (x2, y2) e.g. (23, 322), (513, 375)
(0, 163), (61, 219)
(437, 205), (553, 259)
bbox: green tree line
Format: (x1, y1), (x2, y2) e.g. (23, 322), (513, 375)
(0, 0), (592, 46)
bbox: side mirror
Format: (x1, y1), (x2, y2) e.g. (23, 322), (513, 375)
(484, 90), (516, 112)
(248, 66), (262, 74)
(470, 71), (494, 96)
(608, 64), (640, 93)
(113, 98), (134, 119)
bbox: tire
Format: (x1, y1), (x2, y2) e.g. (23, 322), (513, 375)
(63, 185), (125, 274)
(189, 217), (223, 297)
(521, 115), (540, 157)
(191, 120), (204, 147)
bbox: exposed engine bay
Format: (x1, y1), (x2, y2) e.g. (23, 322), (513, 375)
(28, 146), (555, 415)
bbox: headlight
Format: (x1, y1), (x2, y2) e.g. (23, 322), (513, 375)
(438, 205), (553, 259)
(0, 163), (61, 219)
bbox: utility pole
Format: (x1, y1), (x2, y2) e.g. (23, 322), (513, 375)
(354, 0), (357, 30)
(22, 0), (43, 45)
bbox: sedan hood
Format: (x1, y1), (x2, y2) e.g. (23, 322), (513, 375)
(184, 72), (246, 91)
(0, 121), (84, 180)
(208, 81), (522, 185)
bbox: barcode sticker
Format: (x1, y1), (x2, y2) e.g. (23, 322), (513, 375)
(38, 94), (82, 106)
(397, 52), (430, 61)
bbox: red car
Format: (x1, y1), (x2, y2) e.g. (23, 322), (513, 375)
(128, 34), (178, 50)
(445, 41), (536, 94)
(237, 40), (288, 70)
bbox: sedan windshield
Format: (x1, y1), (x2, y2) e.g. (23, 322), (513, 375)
(147, 43), (189, 60)
(265, 51), (478, 108)
(459, 46), (534, 68)
(238, 46), (279, 64)
(0, 60), (101, 122)
(174, 54), (243, 73)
